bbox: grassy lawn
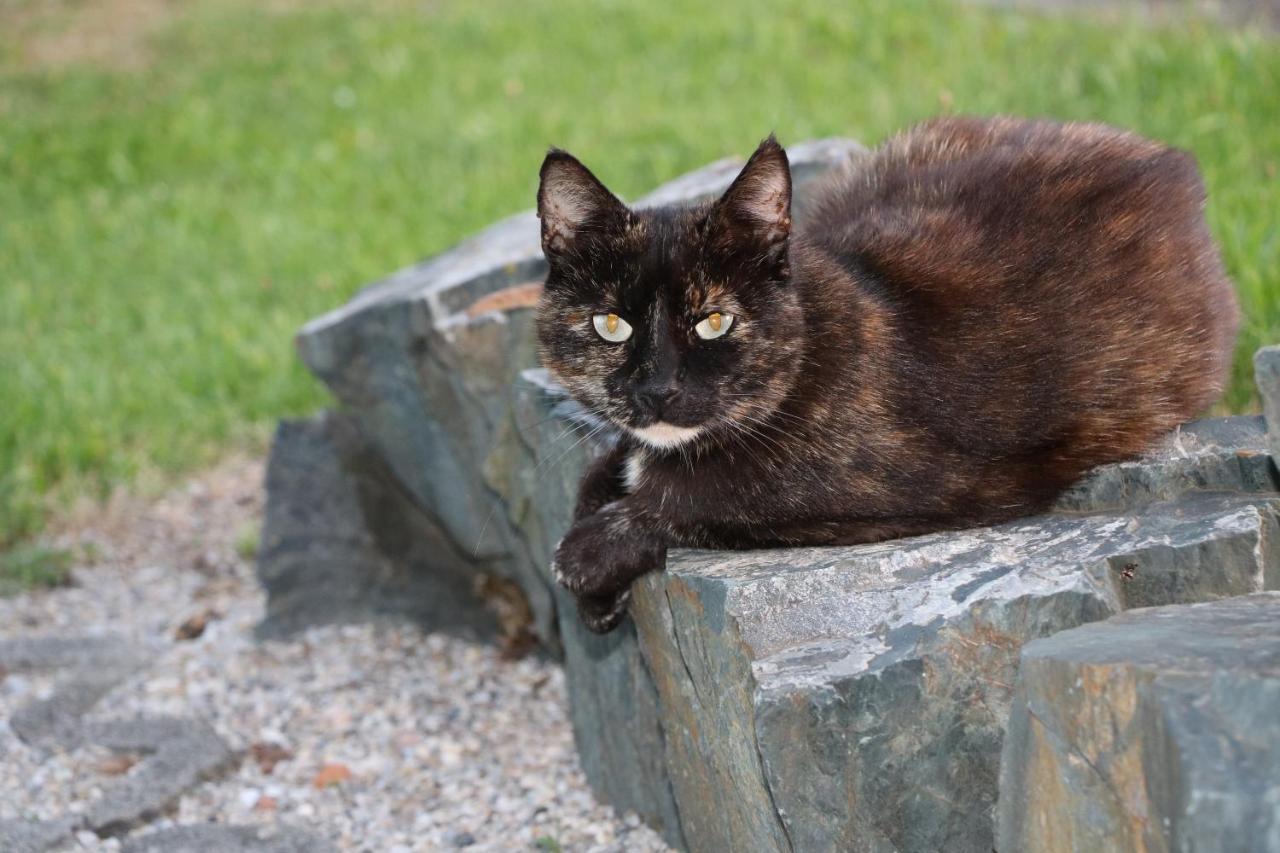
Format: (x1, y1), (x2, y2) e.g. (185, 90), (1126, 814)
(1, 0), (1277, 550)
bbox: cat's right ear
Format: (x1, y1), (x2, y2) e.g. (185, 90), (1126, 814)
(537, 150), (628, 258)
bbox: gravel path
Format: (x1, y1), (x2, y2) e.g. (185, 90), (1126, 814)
(0, 458), (671, 852)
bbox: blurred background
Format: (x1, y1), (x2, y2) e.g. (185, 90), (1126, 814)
(2, 0), (1278, 569)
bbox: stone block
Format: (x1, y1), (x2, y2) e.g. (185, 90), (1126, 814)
(256, 413), (506, 641)
(635, 491), (1280, 852)
(997, 593), (1280, 853)
(85, 717), (237, 836)
(0, 817), (78, 853)
(1255, 345), (1280, 461)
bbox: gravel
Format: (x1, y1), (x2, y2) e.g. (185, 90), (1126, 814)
(0, 457), (671, 852)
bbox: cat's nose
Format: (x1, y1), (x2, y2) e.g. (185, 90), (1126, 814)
(634, 379), (681, 418)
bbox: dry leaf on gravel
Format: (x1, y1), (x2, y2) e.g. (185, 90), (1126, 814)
(174, 608), (220, 640)
(96, 753), (140, 776)
(250, 741), (294, 775)
(312, 762), (352, 788)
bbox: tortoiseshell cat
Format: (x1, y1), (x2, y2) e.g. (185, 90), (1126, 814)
(535, 116), (1238, 633)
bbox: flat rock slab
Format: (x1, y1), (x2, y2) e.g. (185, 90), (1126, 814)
(0, 634), (237, 841)
(1, 633), (152, 750)
(1256, 344), (1280, 460)
(1054, 414), (1275, 512)
(121, 824), (339, 853)
(998, 593), (1280, 853)
(630, 489), (1280, 853)
(0, 635), (141, 670)
(0, 816), (79, 853)
(85, 717), (237, 836)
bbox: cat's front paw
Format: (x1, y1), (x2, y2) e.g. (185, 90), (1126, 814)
(550, 511), (622, 599)
(550, 505), (665, 602)
(577, 589), (632, 634)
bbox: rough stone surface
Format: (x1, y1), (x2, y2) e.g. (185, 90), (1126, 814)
(0, 633), (153, 751)
(9, 660), (149, 749)
(1054, 414), (1276, 512)
(264, 138), (870, 655)
(0, 632), (237, 841)
(121, 824), (339, 853)
(997, 593), (1280, 853)
(85, 717), (238, 836)
(517, 367), (1280, 853)
(257, 412), (503, 640)
(0, 635), (141, 670)
(1256, 344), (1280, 460)
(637, 491), (1279, 853)
(0, 816), (79, 853)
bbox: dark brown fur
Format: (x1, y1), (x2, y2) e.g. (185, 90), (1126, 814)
(536, 117), (1238, 632)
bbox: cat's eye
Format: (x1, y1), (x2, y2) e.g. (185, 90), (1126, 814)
(592, 313), (633, 343)
(694, 312), (734, 340)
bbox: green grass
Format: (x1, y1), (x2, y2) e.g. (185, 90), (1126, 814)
(1, 0), (1277, 546)
(0, 543), (74, 596)
(235, 522), (260, 561)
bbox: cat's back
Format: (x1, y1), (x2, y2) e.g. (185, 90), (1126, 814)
(801, 116), (1238, 483)
(806, 117), (1227, 326)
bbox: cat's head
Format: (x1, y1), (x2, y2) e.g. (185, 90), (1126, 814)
(535, 137), (805, 452)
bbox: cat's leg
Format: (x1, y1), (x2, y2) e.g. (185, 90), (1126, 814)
(553, 498), (667, 633)
(572, 442), (631, 521)
(560, 443), (653, 632)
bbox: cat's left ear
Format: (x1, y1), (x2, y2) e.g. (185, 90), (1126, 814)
(709, 135), (792, 259)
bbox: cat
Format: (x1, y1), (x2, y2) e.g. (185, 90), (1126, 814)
(535, 116), (1239, 633)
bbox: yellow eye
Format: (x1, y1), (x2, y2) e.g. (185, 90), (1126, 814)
(592, 313), (633, 343)
(695, 312), (733, 340)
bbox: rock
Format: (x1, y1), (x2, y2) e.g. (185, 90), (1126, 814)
(264, 139), (870, 652)
(0, 816), (79, 853)
(997, 593), (1280, 853)
(9, 661), (148, 749)
(85, 717), (237, 836)
(0, 633), (151, 750)
(635, 491), (1280, 852)
(256, 413), (503, 640)
(1054, 414), (1276, 512)
(0, 634), (139, 670)
(270, 128), (1280, 852)
(121, 824), (338, 852)
(447, 830), (477, 847)
(1, 635), (241, 840)
(517, 365), (1280, 853)
(1256, 345), (1280, 460)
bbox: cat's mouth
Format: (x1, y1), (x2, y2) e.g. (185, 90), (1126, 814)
(627, 421), (704, 450)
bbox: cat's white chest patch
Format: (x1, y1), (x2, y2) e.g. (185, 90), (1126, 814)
(623, 450), (646, 493)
